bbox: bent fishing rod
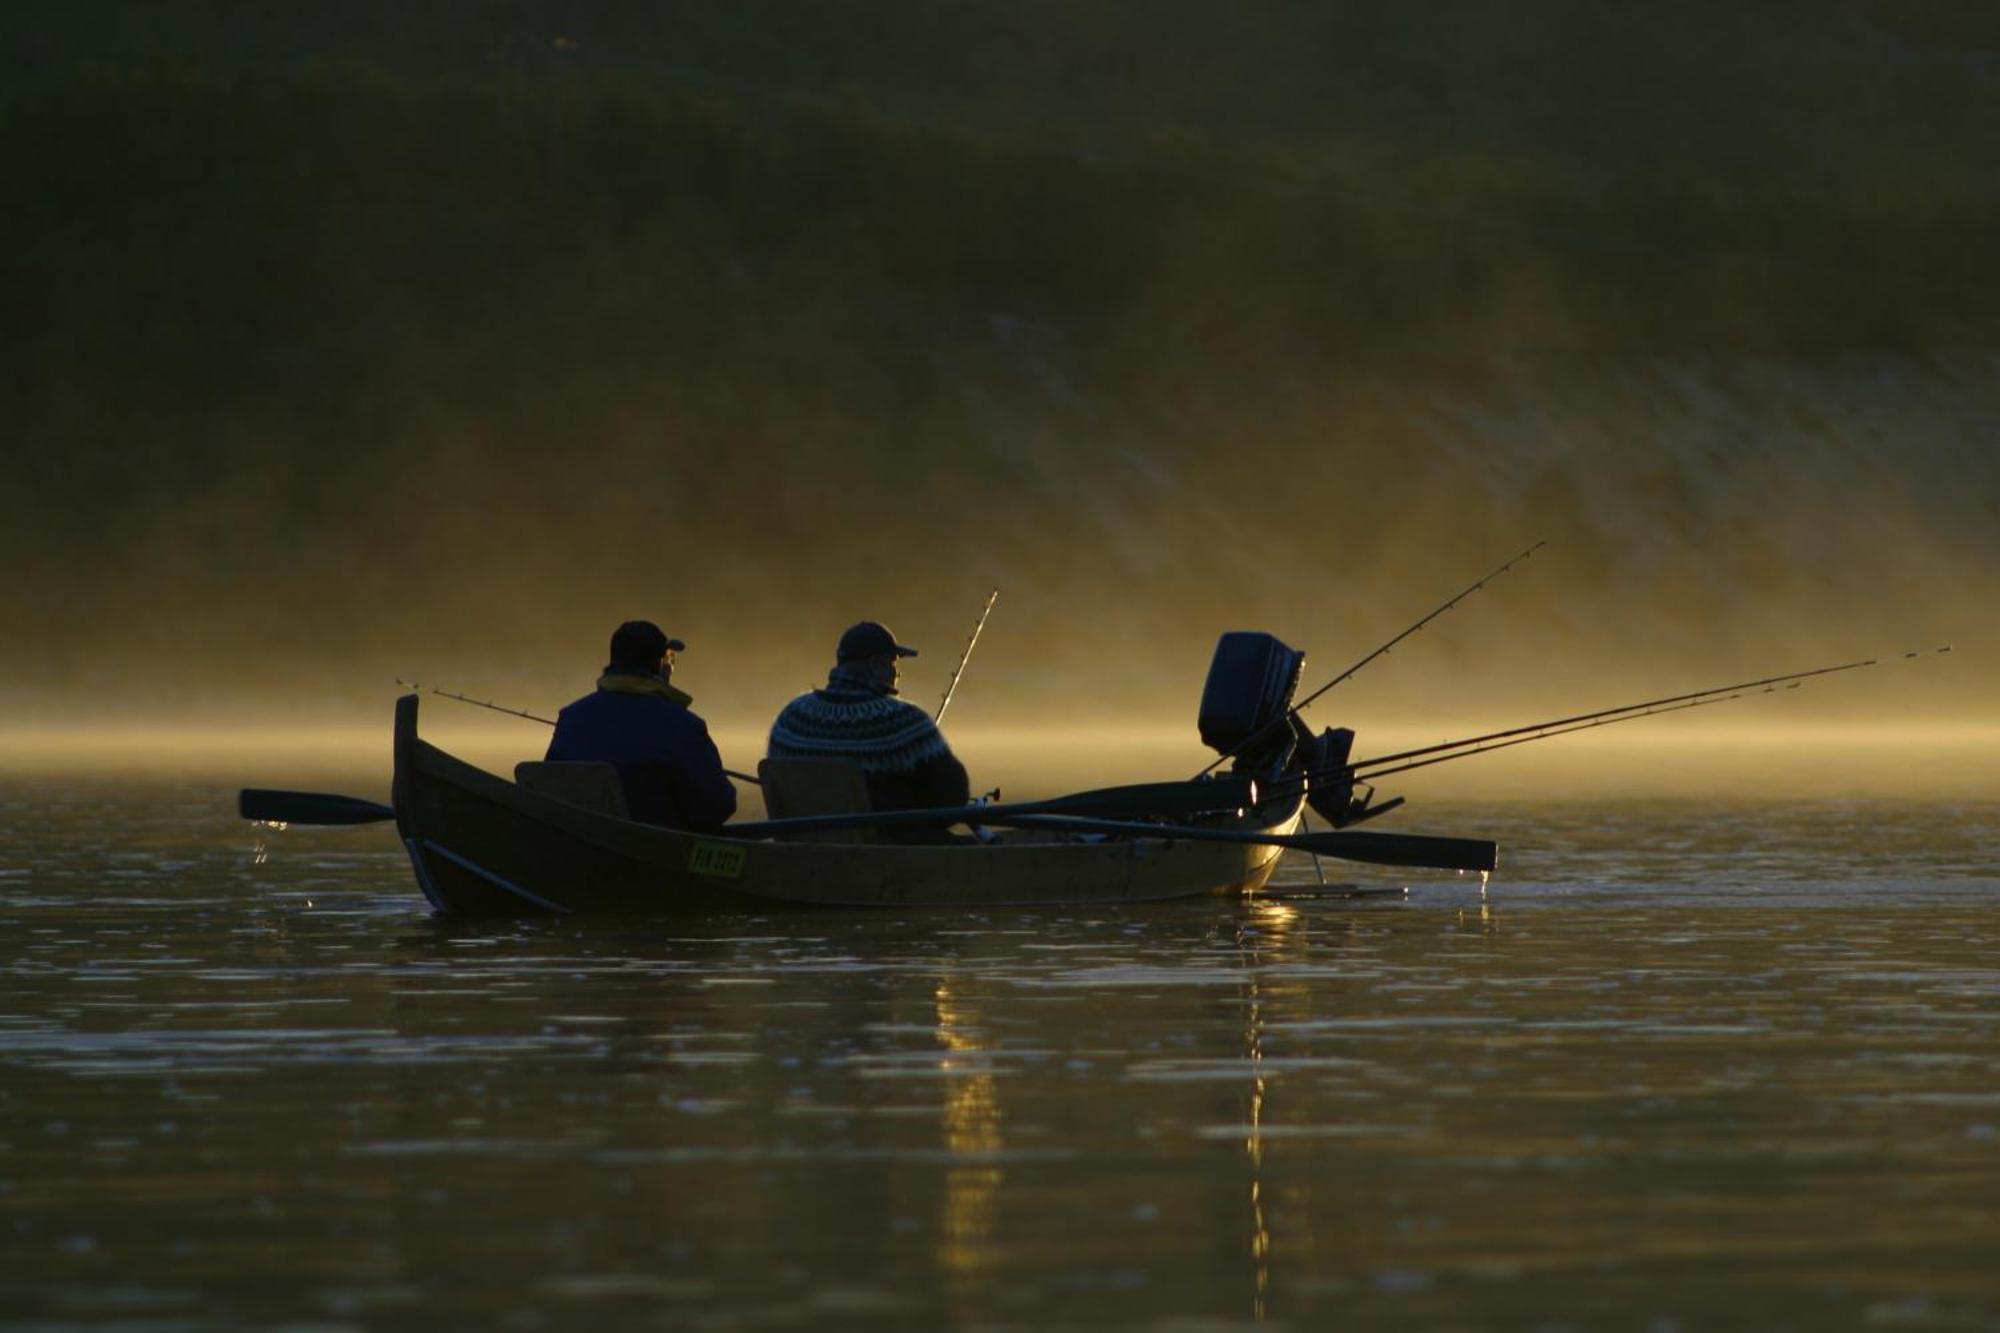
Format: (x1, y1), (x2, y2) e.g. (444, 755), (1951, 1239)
(396, 678), (763, 786)
(1265, 644), (1954, 795)
(936, 587), (999, 724)
(1196, 539), (1546, 777)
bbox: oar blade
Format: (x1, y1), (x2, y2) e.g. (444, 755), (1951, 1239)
(239, 789), (396, 826)
(1313, 829), (1497, 873)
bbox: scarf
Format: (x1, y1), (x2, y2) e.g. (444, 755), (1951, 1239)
(597, 671), (693, 706)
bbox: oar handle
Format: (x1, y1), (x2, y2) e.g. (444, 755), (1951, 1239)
(239, 789), (395, 826)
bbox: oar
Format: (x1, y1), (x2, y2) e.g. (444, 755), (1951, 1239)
(982, 813), (1498, 873)
(240, 789), (394, 825)
(724, 774), (1258, 839)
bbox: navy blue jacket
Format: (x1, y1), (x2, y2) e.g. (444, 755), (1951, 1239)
(546, 679), (737, 832)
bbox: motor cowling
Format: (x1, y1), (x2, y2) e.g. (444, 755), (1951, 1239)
(1197, 632), (1305, 771)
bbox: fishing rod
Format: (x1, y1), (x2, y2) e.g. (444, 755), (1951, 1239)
(396, 677), (763, 786)
(936, 587), (1000, 724)
(1350, 692), (1744, 782)
(398, 679), (555, 725)
(1263, 644), (1953, 798)
(1340, 646), (1952, 779)
(1196, 539), (1546, 777)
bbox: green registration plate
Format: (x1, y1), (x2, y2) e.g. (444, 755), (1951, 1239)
(687, 840), (746, 879)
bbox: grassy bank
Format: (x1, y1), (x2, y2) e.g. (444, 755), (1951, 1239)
(2, 6), (1995, 707)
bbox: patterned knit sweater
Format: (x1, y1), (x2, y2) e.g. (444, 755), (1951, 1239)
(769, 687), (950, 772)
(767, 669), (969, 819)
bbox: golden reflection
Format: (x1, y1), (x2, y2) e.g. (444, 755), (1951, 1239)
(1248, 899), (1300, 934)
(1240, 897), (1301, 1322)
(935, 979), (1001, 1280)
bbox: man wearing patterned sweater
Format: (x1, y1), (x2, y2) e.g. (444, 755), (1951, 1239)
(767, 621), (971, 836)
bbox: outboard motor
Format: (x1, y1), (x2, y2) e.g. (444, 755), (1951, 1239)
(1297, 723), (1358, 824)
(1293, 721), (1404, 828)
(1197, 632), (1305, 773)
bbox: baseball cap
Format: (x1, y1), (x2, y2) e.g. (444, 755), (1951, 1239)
(835, 621), (918, 662)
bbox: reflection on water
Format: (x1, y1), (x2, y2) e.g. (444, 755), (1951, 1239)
(935, 978), (1002, 1285)
(0, 780), (1996, 1329)
(1240, 899), (1303, 1323)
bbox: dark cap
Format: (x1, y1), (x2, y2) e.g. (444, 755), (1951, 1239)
(608, 620), (685, 670)
(836, 620), (918, 663)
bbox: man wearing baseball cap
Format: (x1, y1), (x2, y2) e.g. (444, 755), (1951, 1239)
(766, 620), (970, 837)
(545, 619), (737, 832)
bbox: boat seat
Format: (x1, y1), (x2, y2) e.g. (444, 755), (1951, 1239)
(756, 757), (876, 844)
(513, 761), (630, 820)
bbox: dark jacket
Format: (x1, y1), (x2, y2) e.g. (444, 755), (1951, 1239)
(546, 673), (737, 832)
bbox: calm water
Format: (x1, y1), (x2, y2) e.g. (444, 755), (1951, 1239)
(2, 781), (1998, 1331)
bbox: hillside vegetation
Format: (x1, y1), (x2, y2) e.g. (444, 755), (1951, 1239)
(2, 2), (1995, 715)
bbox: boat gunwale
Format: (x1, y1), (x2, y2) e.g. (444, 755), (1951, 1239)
(392, 693), (1302, 912)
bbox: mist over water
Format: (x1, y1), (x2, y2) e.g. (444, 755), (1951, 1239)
(4, 349), (1994, 737)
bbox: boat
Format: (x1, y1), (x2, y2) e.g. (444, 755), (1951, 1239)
(242, 629), (1488, 917)
(251, 563), (1937, 916)
(391, 694), (1310, 916)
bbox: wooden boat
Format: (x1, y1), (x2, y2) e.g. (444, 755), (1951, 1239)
(392, 695), (1306, 916)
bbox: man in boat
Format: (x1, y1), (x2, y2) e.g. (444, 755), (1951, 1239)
(545, 620), (738, 832)
(767, 620), (970, 839)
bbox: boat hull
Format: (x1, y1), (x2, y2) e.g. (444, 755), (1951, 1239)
(392, 696), (1302, 916)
